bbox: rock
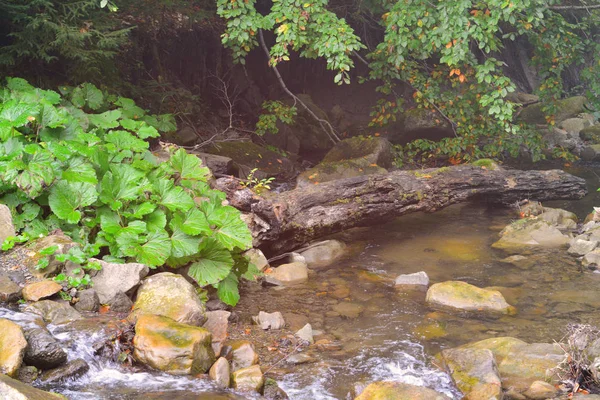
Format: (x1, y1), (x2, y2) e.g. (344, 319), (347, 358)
(23, 327), (68, 369)
(518, 96), (587, 125)
(459, 337), (528, 363)
(263, 378), (289, 400)
(581, 144), (600, 161)
(438, 348), (502, 400)
(541, 126), (579, 150)
(90, 259), (149, 304)
(0, 274), (22, 302)
(193, 152), (235, 175)
(426, 281), (515, 315)
(582, 249), (600, 267)
(0, 318), (27, 377)
(74, 289), (100, 312)
(395, 271), (429, 287)
(355, 381), (451, 400)
(297, 240), (347, 269)
(244, 248), (269, 272)
(580, 125), (600, 143)
(295, 323), (314, 344)
(498, 255), (534, 269)
(206, 141), (297, 181)
(285, 353), (316, 365)
(264, 262), (308, 286)
(568, 239), (598, 256)
(539, 207), (577, 230)
(22, 280), (62, 301)
(40, 358), (89, 383)
(0, 374), (66, 399)
(492, 219), (570, 253)
(209, 357), (230, 389)
(0, 204), (15, 246)
(108, 291), (133, 313)
(523, 380), (557, 399)
(229, 340), (259, 372)
(253, 311), (285, 330)
(560, 117), (591, 135)
(297, 158), (388, 188)
(163, 125), (198, 146)
(506, 92), (540, 105)
(25, 233), (77, 279)
(322, 136), (393, 169)
(133, 314), (215, 375)
(203, 310), (230, 357)
(129, 272), (207, 326)
(25, 300), (82, 325)
(231, 364), (264, 393)
(332, 302), (364, 319)
(17, 365), (39, 384)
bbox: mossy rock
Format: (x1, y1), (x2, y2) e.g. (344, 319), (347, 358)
(0, 374), (67, 399)
(492, 219), (570, 253)
(297, 159), (387, 188)
(580, 125), (600, 144)
(517, 96), (587, 125)
(355, 381), (451, 400)
(206, 141), (297, 180)
(471, 158), (499, 170)
(459, 337), (527, 364)
(425, 281), (515, 315)
(322, 136), (393, 168)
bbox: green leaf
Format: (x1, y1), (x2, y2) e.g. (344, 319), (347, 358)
(72, 83), (104, 110)
(153, 178), (195, 212)
(125, 202), (156, 218)
(104, 130), (149, 152)
(216, 272), (240, 306)
(188, 238), (233, 286)
(16, 150), (55, 198)
(0, 100), (38, 127)
(180, 208), (212, 236)
(137, 124), (160, 139)
(170, 149), (210, 181)
(202, 203), (253, 250)
(137, 229), (171, 267)
(170, 221), (201, 259)
(99, 165), (145, 210)
(88, 110), (121, 129)
(62, 158), (98, 184)
(49, 181), (98, 224)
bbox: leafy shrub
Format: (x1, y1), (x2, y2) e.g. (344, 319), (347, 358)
(0, 77), (255, 305)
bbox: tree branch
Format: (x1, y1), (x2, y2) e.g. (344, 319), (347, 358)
(549, 4), (600, 9)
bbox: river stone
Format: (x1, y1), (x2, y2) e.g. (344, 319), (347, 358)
(460, 337), (528, 364)
(568, 239), (598, 256)
(203, 310), (230, 357)
(560, 117), (590, 135)
(0, 374), (66, 399)
(0, 318), (27, 377)
(264, 262), (308, 286)
(25, 300), (83, 325)
(133, 314), (215, 375)
(322, 136), (393, 168)
(539, 207), (578, 230)
(209, 357), (230, 389)
(229, 340), (259, 372)
(263, 377), (289, 400)
(286, 353), (316, 365)
(355, 381), (451, 400)
(581, 125), (600, 143)
(295, 323), (314, 344)
(22, 280), (62, 302)
(298, 240), (346, 269)
(438, 348), (502, 400)
(194, 152), (235, 175)
(332, 302), (364, 319)
(253, 311), (285, 330)
(518, 95), (587, 125)
(0, 274), (22, 302)
(108, 291), (134, 313)
(17, 365), (39, 384)
(426, 281), (514, 315)
(129, 272), (207, 326)
(395, 271), (429, 287)
(74, 289), (100, 312)
(244, 248), (269, 272)
(582, 144), (600, 161)
(492, 219), (570, 253)
(523, 380), (558, 399)
(90, 259), (149, 304)
(24, 327), (68, 369)
(231, 364), (264, 393)
(41, 358), (89, 383)
(25, 233), (78, 279)
(583, 249), (600, 267)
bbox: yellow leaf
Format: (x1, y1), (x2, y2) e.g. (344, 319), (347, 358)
(417, 19), (423, 27)
(277, 24), (289, 34)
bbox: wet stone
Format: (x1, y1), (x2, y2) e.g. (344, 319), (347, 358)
(568, 239), (598, 256)
(295, 323), (314, 344)
(16, 365), (39, 384)
(203, 310), (230, 357)
(108, 291), (133, 313)
(228, 340), (259, 372)
(74, 289), (100, 312)
(0, 318), (27, 377)
(25, 300), (83, 325)
(41, 358), (89, 383)
(0, 374), (66, 399)
(331, 302), (364, 319)
(0, 274), (22, 302)
(231, 364), (264, 393)
(285, 353), (316, 365)
(253, 311), (285, 330)
(24, 327), (68, 369)
(22, 280), (62, 302)
(209, 357), (230, 389)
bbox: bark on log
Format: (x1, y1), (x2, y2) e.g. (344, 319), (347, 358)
(218, 166), (587, 255)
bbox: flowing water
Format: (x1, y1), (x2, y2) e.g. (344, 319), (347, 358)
(2, 163), (600, 399)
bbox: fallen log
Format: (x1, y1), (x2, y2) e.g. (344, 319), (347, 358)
(218, 165), (587, 255)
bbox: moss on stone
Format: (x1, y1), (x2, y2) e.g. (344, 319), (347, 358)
(517, 96), (587, 125)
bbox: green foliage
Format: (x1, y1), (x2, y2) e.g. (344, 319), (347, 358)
(255, 101), (297, 136)
(0, 77), (254, 305)
(240, 168), (275, 194)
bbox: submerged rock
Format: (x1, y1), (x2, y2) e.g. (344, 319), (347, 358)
(209, 357), (230, 389)
(395, 271), (429, 287)
(24, 327), (68, 369)
(90, 259), (149, 304)
(133, 314), (215, 375)
(17, 365), (39, 384)
(263, 377), (289, 400)
(129, 272), (207, 326)
(264, 262), (308, 286)
(298, 240), (347, 269)
(25, 300), (83, 325)
(0, 374), (66, 399)
(332, 302), (364, 319)
(0, 318), (27, 377)
(41, 358), (89, 383)
(231, 364), (264, 393)
(22, 280), (62, 302)
(253, 311), (285, 330)
(355, 381), (451, 400)
(492, 219), (570, 253)
(425, 281), (515, 315)
(0, 274), (22, 302)
(524, 380), (558, 399)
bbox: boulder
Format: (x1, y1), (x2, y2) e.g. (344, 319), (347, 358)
(107, 291), (133, 313)
(297, 159), (387, 188)
(559, 117), (591, 135)
(264, 262), (308, 286)
(203, 310), (230, 357)
(90, 259), (149, 304)
(524, 380), (558, 399)
(582, 249), (600, 267)
(25, 300), (82, 325)
(0, 274), (22, 302)
(231, 364), (264, 393)
(0, 374), (66, 399)
(581, 144), (600, 161)
(74, 289), (100, 312)
(0, 318), (27, 377)
(492, 219), (570, 253)
(322, 136), (393, 169)
(23, 327), (68, 369)
(395, 271), (429, 287)
(133, 314), (215, 375)
(209, 357), (231, 389)
(228, 340), (259, 372)
(506, 92), (540, 105)
(541, 127), (579, 150)
(40, 358), (89, 383)
(24, 233), (78, 279)
(17, 365), (39, 384)
(244, 248), (269, 272)
(580, 125), (600, 143)
(263, 378), (290, 400)
(253, 311), (285, 330)
(568, 239), (598, 256)
(459, 337), (528, 364)
(539, 207), (577, 230)
(518, 96), (587, 125)
(0, 204), (15, 247)
(129, 272), (207, 326)
(425, 281), (515, 315)
(193, 152), (235, 175)
(163, 125), (198, 146)
(438, 348), (502, 399)
(355, 381), (451, 400)
(297, 240), (347, 269)
(295, 323), (314, 344)
(22, 280), (62, 302)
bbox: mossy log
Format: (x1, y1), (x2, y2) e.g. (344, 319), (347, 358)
(216, 165), (587, 255)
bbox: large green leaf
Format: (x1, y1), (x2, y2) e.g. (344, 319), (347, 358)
(104, 130), (149, 152)
(115, 97), (146, 119)
(62, 158), (98, 184)
(71, 83), (104, 110)
(99, 165), (145, 210)
(39, 103), (68, 128)
(145, 209), (167, 232)
(48, 181), (98, 224)
(201, 203), (253, 250)
(153, 178), (195, 212)
(188, 238), (233, 286)
(88, 110), (121, 129)
(16, 150), (55, 198)
(170, 222), (201, 259)
(0, 100), (38, 127)
(216, 272), (240, 306)
(179, 208), (212, 236)
(137, 229), (171, 267)
(170, 149), (210, 181)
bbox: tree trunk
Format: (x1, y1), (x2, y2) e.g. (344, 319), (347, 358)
(219, 166), (587, 255)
